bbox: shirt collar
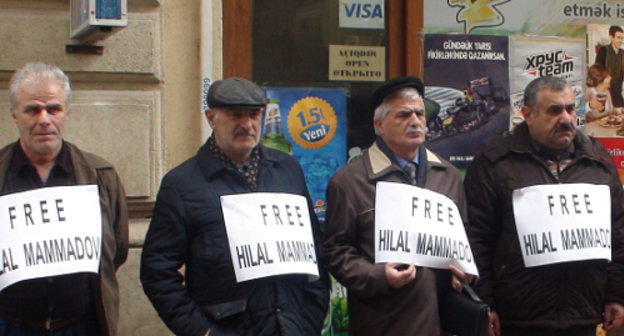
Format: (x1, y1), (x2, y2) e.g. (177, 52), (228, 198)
(393, 152), (420, 169)
(205, 135), (261, 189)
(375, 137), (420, 169)
(527, 135), (575, 161)
(206, 135), (261, 165)
(10, 140), (72, 175)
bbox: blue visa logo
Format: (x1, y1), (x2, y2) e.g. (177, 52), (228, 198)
(342, 2), (383, 19)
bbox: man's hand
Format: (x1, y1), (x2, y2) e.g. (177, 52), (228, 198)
(603, 302), (624, 331)
(488, 311), (500, 336)
(448, 265), (474, 292)
(385, 263), (416, 289)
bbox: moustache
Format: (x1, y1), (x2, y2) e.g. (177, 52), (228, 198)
(555, 123), (575, 132)
(405, 127), (426, 135)
(235, 129), (256, 136)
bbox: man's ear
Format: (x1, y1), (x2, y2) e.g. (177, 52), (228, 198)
(206, 109), (216, 128)
(520, 106), (533, 124)
(373, 118), (383, 135)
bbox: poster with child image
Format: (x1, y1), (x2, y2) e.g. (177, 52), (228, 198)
(584, 24), (624, 184)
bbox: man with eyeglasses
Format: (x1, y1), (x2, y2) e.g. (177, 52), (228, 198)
(322, 76), (472, 335)
(464, 76), (624, 336)
(141, 77), (328, 336)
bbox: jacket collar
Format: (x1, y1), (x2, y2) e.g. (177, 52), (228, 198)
(67, 141), (103, 185)
(484, 122), (606, 164)
(366, 139), (445, 180)
(0, 141), (104, 190)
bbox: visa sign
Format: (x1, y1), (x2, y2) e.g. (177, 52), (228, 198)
(339, 0), (384, 29)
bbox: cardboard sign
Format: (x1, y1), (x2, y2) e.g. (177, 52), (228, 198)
(221, 192), (319, 282)
(512, 183), (611, 267)
(328, 45), (385, 82)
(0, 185), (102, 292)
(374, 181), (478, 275)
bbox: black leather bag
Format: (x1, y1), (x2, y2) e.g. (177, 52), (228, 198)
(440, 282), (490, 336)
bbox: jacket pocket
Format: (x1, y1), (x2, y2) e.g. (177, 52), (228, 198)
(201, 298), (248, 320)
(193, 225), (229, 263)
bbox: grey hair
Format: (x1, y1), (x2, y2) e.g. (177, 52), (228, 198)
(523, 76), (568, 111)
(373, 87), (422, 135)
(9, 62), (72, 111)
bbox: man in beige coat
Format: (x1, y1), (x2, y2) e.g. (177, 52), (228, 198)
(322, 76), (471, 335)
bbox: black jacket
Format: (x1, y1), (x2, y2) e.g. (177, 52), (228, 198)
(140, 142), (329, 336)
(464, 123), (624, 329)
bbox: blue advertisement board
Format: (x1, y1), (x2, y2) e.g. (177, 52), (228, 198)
(262, 87), (348, 225)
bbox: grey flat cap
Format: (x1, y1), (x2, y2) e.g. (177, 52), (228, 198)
(207, 77), (267, 109)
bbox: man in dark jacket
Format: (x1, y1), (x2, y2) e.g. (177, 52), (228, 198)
(322, 77), (472, 336)
(595, 25), (624, 107)
(141, 77), (329, 336)
(0, 62), (129, 335)
(465, 76), (624, 336)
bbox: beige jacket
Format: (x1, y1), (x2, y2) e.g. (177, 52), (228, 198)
(322, 141), (467, 335)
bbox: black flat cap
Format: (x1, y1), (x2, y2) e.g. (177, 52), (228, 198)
(371, 76), (425, 111)
(207, 77), (267, 109)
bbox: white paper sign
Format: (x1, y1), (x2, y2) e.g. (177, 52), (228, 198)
(0, 185), (102, 292)
(339, 0), (384, 29)
(221, 192), (319, 282)
(512, 183), (611, 267)
(374, 182), (478, 275)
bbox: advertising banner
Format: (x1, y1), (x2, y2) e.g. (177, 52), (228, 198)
(584, 23), (624, 183)
(424, 33), (509, 167)
(374, 182), (479, 275)
(0, 185), (102, 292)
(424, 0), (622, 37)
(423, 1), (624, 184)
(221, 192), (318, 282)
(262, 88), (347, 224)
(594, 138), (624, 182)
(509, 37), (586, 128)
(512, 183), (611, 267)
(263, 88), (347, 336)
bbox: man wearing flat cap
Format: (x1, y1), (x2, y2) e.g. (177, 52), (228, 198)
(322, 76), (471, 335)
(141, 77), (329, 336)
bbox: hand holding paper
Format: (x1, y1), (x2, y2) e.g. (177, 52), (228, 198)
(385, 263), (416, 289)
